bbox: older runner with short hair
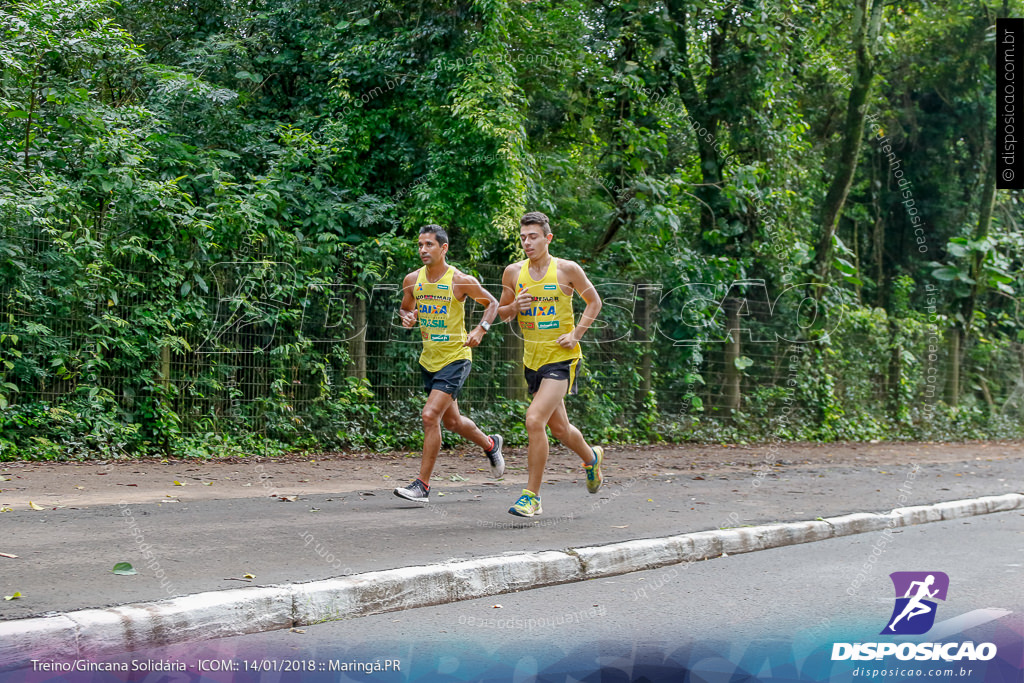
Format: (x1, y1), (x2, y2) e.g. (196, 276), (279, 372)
(394, 225), (504, 503)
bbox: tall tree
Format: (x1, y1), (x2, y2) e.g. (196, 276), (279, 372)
(813, 0), (885, 284)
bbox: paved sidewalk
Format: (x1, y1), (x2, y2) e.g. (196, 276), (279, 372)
(2, 493), (1021, 671)
(0, 441), (1021, 669)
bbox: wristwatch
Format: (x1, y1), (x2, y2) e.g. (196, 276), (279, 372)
(479, 321), (491, 332)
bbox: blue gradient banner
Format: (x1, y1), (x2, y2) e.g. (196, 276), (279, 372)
(2, 619), (1021, 683)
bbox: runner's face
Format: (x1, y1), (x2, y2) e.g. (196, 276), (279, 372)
(418, 235), (446, 265)
(520, 226), (551, 258)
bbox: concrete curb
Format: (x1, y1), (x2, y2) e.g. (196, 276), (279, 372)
(2, 492), (1021, 669)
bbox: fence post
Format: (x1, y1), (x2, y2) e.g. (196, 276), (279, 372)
(723, 298), (742, 413)
(349, 293), (367, 381)
(887, 318), (901, 415)
(160, 344), (171, 390)
(504, 327), (527, 401)
(635, 283), (654, 402)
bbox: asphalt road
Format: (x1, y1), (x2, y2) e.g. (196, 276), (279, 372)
(43, 510), (1021, 682)
(1, 453), (1020, 620)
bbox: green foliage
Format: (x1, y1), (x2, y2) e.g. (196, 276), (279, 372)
(2, 0), (1022, 459)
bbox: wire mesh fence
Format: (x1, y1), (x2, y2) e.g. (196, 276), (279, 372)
(2, 244), (1023, 459)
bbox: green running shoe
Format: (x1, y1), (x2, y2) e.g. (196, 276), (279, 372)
(584, 445), (604, 494)
(508, 489), (542, 517)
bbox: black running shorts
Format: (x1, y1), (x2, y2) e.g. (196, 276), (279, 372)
(524, 358), (580, 396)
(420, 359), (472, 400)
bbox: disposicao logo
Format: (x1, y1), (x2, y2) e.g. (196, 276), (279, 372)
(831, 571), (997, 662)
(882, 571), (949, 635)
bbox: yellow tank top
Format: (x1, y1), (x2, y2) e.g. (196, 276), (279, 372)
(415, 266), (472, 372)
(516, 257), (582, 370)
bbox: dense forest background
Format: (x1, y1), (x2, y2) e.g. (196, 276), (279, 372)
(1, 0), (1022, 460)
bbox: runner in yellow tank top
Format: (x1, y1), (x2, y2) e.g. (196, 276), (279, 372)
(498, 212), (605, 517)
(515, 255), (582, 373)
(414, 264), (472, 373)
(394, 225), (505, 503)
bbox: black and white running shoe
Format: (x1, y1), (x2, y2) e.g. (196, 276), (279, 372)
(394, 478), (429, 502)
(485, 434), (505, 478)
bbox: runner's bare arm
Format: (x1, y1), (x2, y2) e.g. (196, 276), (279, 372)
(558, 260), (602, 348)
(399, 271), (418, 328)
(497, 263), (526, 322)
(454, 271), (498, 347)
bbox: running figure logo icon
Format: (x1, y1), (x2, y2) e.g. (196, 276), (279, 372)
(881, 571), (950, 635)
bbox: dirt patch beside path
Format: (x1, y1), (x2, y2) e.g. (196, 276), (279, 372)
(0, 440), (1020, 510)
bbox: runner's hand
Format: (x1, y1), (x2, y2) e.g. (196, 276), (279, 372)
(516, 290), (533, 313)
(556, 332), (579, 349)
(464, 327), (485, 348)
(399, 309), (418, 328)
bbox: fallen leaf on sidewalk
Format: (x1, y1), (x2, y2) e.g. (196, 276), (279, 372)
(75, 486), (84, 490)
(0, 552), (17, 559)
(290, 628), (306, 634)
(0, 507), (11, 513)
(492, 604), (502, 609)
(449, 474), (468, 482)
(4, 592), (22, 600)
(173, 480), (186, 486)
(279, 495), (297, 502)
(112, 562), (137, 575)
(611, 525), (629, 529)
(28, 501), (44, 510)
(204, 482), (213, 486)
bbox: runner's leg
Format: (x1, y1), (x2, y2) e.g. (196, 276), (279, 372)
(420, 389), (455, 484)
(524, 377), (569, 494)
(441, 400), (492, 451)
(547, 400), (594, 464)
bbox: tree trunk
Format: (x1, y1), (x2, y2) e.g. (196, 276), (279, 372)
(595, 17), (638, 253)
(961, 149), (997, 334)
(665, 0), (727, 235)
(813, 0), (884, 285)
(945, 326), (960, 406)
(951, 143), (996, 409)
(979, 376), (995, 413)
